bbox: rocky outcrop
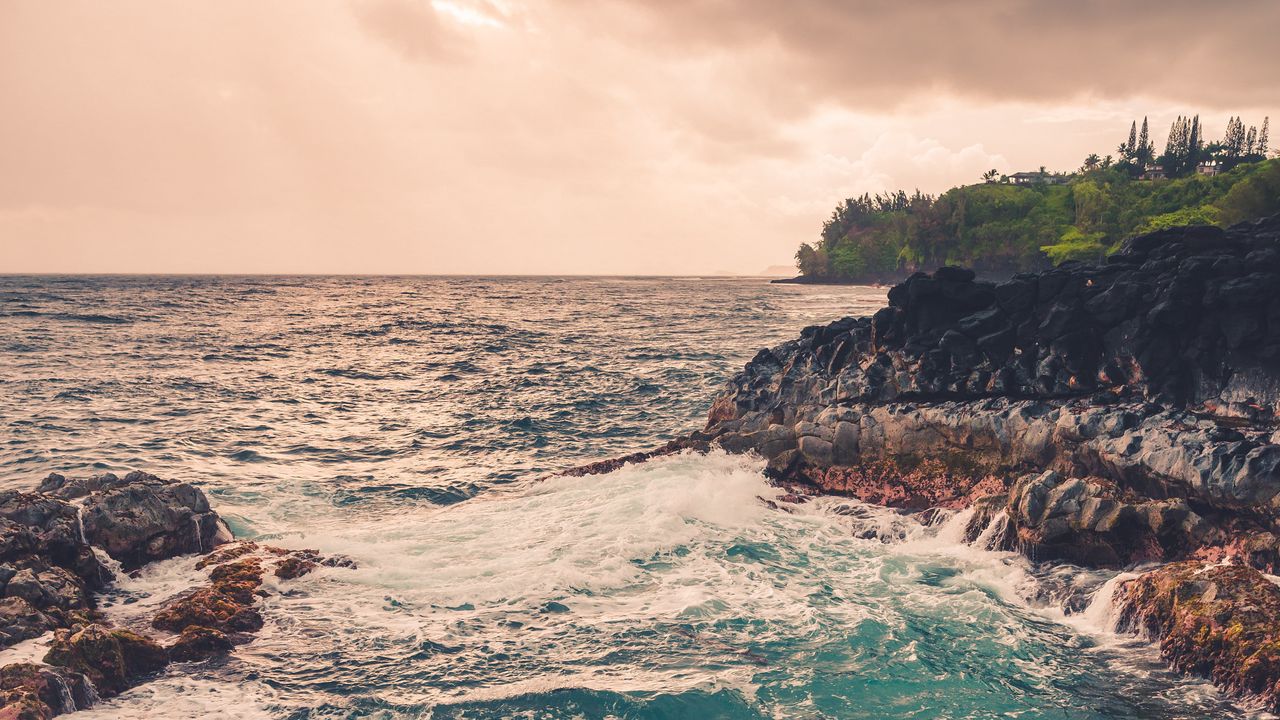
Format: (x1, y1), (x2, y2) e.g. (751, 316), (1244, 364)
(0, 472), (352, 718)
(1115, 562), (1280, 713)
(37, 472), (230, 571)
(561, 216), (1280, 712)
(42, 625), (168, 698)
(0, 663), (96, 720)
(695, 216), (1280, 574)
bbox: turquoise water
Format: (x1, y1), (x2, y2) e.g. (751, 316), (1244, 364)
(0, 276), (1257, 719)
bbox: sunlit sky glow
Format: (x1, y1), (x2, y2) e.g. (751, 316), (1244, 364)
(1, 0), (1276, 275)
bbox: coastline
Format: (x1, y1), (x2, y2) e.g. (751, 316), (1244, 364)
(575, 215), (1280, 714)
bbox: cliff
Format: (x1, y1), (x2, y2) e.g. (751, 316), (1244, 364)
(599, 215), (1280, 711)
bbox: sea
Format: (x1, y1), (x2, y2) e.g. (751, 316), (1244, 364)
(0, 275), (1263, 719)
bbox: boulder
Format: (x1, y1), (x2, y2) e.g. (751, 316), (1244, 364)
(0, 663), (96, 720)
(167, 626), (234, 663)
(74, 471), (231, 570)
(1116, 562), (1280, 713)
(43, 624), (168, 698)
(0, 598), (55, 647)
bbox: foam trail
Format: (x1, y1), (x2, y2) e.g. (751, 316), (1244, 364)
(972, 510), (1009, 551)
(1074, 571), (1142, 635)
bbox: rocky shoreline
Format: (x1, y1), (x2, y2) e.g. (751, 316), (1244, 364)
(579, 215), (1280, 713)
(0, 471), (351, 719)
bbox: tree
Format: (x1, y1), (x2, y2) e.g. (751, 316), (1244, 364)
(1260, 117), (1270, 156)
(795, 243), (830, 277)
(1042, 226), (1107, 265)
(1081, 153), (1101, 172)
(982, 169), (999, 183)
(1137, 117), (1154, 167)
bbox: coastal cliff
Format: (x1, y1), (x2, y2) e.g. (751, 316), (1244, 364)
(615, 216), (1280, 711)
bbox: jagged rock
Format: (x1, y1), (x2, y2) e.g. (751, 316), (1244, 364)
(153, 560), (265, 636)
(0, 471), (353, 713)
(273, 555), (317, 580)
(0, 495), (110, 594)
(4, 567), (88, 615)
(166, 626), (234, 663)
(0, 598), (55, 647)
(569, 217), (1280, 713)
(0, 663), (96, 720)
(43, 624), (168, 698)
(67, 471), (231, 570)
(1116, 562), (1280, 713)
(692, 217), (1280, 567)
(986, 471), (1221, 567)
(770, 456), (1004, 511)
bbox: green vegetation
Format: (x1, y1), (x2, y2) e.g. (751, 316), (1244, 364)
(797, 116), (1279, 282)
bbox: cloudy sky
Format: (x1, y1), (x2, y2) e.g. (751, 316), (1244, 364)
(2, 0), (1276, 275)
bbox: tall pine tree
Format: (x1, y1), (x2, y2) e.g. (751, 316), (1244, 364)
(1137, 117), (1155, 166)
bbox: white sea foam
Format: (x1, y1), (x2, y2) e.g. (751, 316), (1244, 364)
(71, 675), (278, 720)
(0, 631), (56, 665)
(75, 450), (1266, 718)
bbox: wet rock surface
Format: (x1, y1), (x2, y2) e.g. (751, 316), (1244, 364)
(697, 217), (1280, 569)
(39, 471), (231, 572)
(42, 624), (168, 698)
(0, 662), (96, 720)
(0, 473), (353, 718)
(1116, 562), (1280, 713)
(571, 216), (1280, 712)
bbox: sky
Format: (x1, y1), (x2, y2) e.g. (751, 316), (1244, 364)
(1, 0), (1277, 275)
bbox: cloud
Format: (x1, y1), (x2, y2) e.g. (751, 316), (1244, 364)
(0, 0), (1274, 275)
(575, 0), (1280, 108)
(351, 0), (463, 61)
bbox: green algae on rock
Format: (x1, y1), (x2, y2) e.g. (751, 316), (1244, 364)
(1116, 562), (1280, 713)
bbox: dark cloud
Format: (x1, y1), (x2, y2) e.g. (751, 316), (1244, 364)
(579, 0), (1280, 108)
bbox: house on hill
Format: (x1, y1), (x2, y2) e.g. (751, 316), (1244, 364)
(1140, 164), (1167, 181)
(1197, 159), (1222, 176)
(1009, 171), (1067, 185)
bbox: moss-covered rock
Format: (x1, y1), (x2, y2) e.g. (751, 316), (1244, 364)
(43, 624), (168, 697)
(167, 625), (234, 663)
(0, 662), (95, 720)
(1116, 561), (1280, 712)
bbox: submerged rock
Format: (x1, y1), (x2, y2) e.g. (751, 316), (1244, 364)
(154, 542), (350, 640)
(1116, 562), (1280, 713)
(166, 626), (234, 663)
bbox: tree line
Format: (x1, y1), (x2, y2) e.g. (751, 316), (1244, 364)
(795, 115), (1279, 282)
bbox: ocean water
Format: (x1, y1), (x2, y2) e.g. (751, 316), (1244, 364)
(0, 275), (1260, 719)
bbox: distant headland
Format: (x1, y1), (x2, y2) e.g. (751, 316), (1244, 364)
(778, 114), (1278, 284)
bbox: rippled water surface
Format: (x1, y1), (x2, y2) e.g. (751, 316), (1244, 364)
(0, 276), (1260, 719)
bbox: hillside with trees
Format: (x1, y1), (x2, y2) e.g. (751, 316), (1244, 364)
(791, 115), (1278, 283)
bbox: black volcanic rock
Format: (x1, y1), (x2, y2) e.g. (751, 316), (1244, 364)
(0, 471), (356, 718)
(703, 217), (1280, 515)
(681, 216), (1280, 712)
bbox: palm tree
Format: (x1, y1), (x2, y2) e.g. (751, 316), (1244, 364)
(981, 169), (999, 183)
(1081, 153), (1101, 172)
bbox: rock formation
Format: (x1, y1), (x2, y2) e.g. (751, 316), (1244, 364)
(0, 473), (352, 718)
(572, 215), (1280, 712)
